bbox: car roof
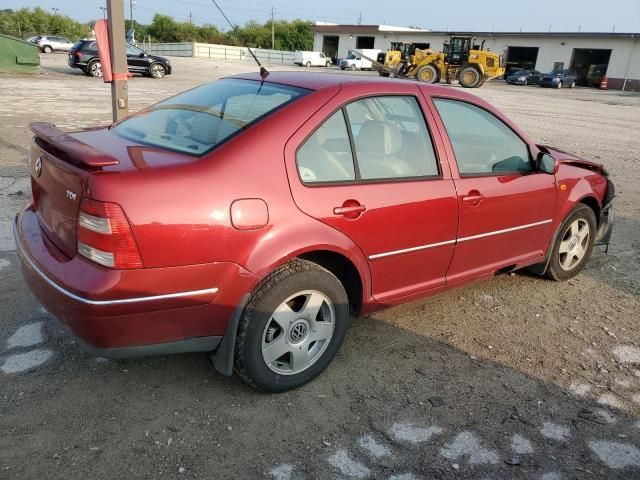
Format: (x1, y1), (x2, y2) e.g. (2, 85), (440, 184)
(227, 71), (472, 98)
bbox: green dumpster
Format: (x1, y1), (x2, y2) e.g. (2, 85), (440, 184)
(0, 33), (40, 73)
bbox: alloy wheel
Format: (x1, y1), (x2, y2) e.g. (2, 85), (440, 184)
(261, 290), (335, 375)
(558, 219), (590, 271)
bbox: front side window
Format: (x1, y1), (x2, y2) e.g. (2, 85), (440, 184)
(296, 111), (355, 183)
(345, 96), (439, 180)
(112, 79), (308, 155)
(433, 98), (531, 175)
(126, 44), (142, 56)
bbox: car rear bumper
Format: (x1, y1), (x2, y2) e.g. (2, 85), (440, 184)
(14, 205), (257, 357)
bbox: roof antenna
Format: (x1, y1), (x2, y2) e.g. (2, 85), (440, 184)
(210, 0), (269, 79)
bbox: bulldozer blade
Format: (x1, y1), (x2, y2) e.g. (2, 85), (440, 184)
(347, 48), (407, 78)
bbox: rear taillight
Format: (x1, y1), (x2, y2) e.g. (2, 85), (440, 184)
(77, 198), (143, 269)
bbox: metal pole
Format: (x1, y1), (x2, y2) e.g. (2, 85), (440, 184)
(271, 5), (275, 49)
(622, 35), (637, 92)
(129, 0), (134, 31)
(107, 0), (128, 122)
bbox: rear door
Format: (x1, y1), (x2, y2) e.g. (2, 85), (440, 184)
(285, 83), (458, 302)
(429, 96), (557, 283)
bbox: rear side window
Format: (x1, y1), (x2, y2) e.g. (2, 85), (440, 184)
(345, 96), (439, 180)
(433, 98), (532, 176)
(112, 79), (308, 155)
(297, 111), (356, 183)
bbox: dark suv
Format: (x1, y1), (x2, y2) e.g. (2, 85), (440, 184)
(539, 69), (577, 88)
(69, 40), (172, 79)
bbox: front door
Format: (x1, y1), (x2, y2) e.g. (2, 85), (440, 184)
(285, 84), (458, 302)
(430, 97), (557, 283)
(126, 44), (147, 73)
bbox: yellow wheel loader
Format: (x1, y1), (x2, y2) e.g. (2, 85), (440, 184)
(367, 35), (505, 88)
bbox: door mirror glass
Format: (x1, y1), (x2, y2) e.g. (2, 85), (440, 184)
(538, 152), (557, 174)
(139, 52), (146, 58)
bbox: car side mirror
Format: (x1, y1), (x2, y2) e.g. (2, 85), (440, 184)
(537, 152), (558, 175)
(139, 52), (146, 58)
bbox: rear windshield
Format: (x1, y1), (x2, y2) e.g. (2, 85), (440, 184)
(112, 78), (309, 155)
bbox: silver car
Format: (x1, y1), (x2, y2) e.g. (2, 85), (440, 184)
(37, 35), (74, 53)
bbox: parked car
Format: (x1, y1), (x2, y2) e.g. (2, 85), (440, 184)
(16, 73), (614, 392)
(37, 35), (74, 53)
(68, 40), (172, 78)
(506, 69), (542, 85)
(540, 69), (578, 88)
(25, 35), (41, 44)
(294, 51), (332, 67)
(339, 49), (381, 70)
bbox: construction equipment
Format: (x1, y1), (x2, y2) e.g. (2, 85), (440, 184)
(377, 42), (431, 77)
(368, 35), (505, 88)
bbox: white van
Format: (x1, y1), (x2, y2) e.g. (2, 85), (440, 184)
(294, 51), (332, 67)
(339, 49), (381, 71)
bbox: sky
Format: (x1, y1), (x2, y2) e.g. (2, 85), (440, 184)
(6, 0), (640, 33)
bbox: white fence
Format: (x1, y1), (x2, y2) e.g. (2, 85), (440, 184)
(145, 42), (295, 65)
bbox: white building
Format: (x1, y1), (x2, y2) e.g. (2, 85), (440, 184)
(312, 24), (640, 90)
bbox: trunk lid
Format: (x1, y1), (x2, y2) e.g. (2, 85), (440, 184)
(29, 122), (122, 259)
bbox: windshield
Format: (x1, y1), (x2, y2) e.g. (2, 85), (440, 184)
(549, 70), (564, 76)
(346, 53), (357, 59)
(511, 70), (527, 76)
(112, 79), (309, 155)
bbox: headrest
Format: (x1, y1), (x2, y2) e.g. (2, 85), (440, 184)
(190, 113), (220, 145)
(357, 120), (403, 155)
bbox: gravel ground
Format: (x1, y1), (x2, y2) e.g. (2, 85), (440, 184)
(1, 54), (640, 479)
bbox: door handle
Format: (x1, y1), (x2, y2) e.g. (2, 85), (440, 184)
(333, 205), (366, 216)
(462, 190), (484, 205)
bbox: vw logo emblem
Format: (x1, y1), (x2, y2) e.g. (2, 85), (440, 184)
(34, 156), (42, 178)
(290, 322), (308, 342)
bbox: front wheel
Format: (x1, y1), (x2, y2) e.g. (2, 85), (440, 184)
(416, 64), (438, 84)
(149, 63), (166, 79)
(234, 260), (350, 392)
(546, 204), (597, 281)
(325, 61), (331, 67)
(42, 45), (52, 53)
(305, 61), (311, 67)
(570, 81), (576, 88)
(88, 60), (103, 78)
(459, 66), (481, 88)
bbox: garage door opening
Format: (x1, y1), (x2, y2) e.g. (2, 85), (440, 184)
(322, 35), (339, 64)
(356, 36), (375, 49)
(570, 48), (612, 87)
(505, 46), (539, 76)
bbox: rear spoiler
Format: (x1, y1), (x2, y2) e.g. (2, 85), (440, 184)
(30, 122), (120, 167)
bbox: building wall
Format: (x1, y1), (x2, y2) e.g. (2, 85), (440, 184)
(313, 31), (640, 90)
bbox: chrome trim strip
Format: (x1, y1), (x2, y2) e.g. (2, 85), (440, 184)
(368, 239), (456, 260)
(456, 219), (553, 243)
(13, 217), (218, 306)
(368, 219), (553, 260)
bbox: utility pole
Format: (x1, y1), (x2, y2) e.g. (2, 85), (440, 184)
(271, 5), (275, 49)
(129, 0), (135, 31)
(189, 12), (193, 25)
(357, 12), (362, 25)
(52, 8), (59, 15)
(107, 0), (128, 121)
(100, 6), (107, 19)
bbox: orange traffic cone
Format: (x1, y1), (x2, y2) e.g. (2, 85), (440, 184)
(600, 76), (608, 90)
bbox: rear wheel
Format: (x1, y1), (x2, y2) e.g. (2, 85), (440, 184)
(570, 81), (576, 88)
(88, 60), (103, 78)
(234, 260), (350, 392)
(42, 45), (52, 53)
(416, 64), (438, 84)
(546, 204), (597, 281)
(305, 61), (311, 67)
(459, 67), (481, 88)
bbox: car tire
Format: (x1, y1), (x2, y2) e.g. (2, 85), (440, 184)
(350, 64), (356, 71)
(42, 45), (52, 53)
(234, 259), (350, 392)
(326, 61), (331, 67)
(545, 204), (597, 281)
(305, 61), (311, 67)
(570, 81), (576, 88)
(378, 70), (390, 77)
(88, 60), (103, 78)
(459, 66), (481, 88)
(556, 81), (563, 89)
(149, 63), (166, 79)
(523, 79), (528, 86)
(416, 64), (438, 83)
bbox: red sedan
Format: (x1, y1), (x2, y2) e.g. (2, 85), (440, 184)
(15, 72), (614, 392)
